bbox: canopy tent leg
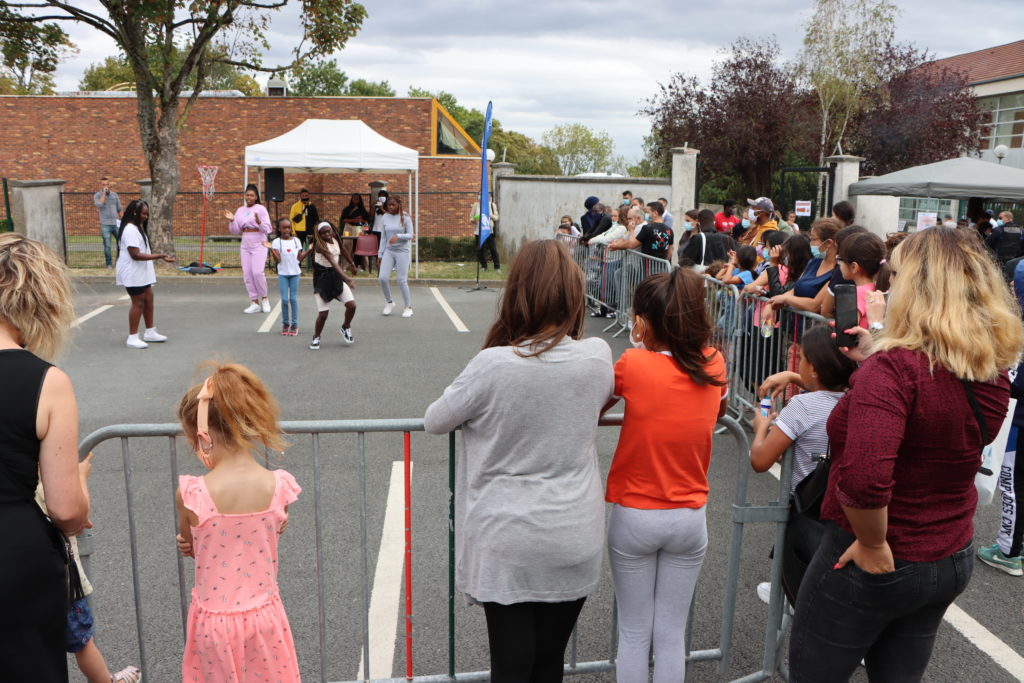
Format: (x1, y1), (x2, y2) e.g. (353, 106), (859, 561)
(412, 172), (419, 279)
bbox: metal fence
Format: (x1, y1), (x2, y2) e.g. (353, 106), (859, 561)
(76, 414), (794, 682)
(61, 191), (481, 268)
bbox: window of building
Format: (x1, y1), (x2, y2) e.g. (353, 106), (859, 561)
(898, 197), (954, 230)
(432, 101), (480, 156)
(979, 92), (1024, 150)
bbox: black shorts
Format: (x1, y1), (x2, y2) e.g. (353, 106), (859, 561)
(125, 285), (151, 296)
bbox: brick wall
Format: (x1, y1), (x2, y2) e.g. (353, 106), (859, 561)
(0, 95), (482, 238)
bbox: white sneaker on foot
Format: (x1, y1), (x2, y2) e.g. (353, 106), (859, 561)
(309, 336), (321, 350)
(756, 581), (772, 604)
(382, 301), (395, 316)
(243, 302), (261, 314)
(261, 298), (271, 313)
(341, 326), (354, 344)
(142, 328), (167, 342)
(402, 307), (414, 318)
(126, 335), (148, 349)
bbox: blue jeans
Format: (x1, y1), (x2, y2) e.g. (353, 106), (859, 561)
(278, 274), (299, 326)
(790, 523), (973, 683)
(100, 223), (118, 267)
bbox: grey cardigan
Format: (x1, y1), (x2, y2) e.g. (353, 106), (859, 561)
(424, 336), (614, 605)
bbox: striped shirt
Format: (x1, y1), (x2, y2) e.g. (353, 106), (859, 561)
(775, 390), (843, 489)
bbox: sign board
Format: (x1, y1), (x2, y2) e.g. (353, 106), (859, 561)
(916, 212), (938, 231)
(794, 201), (812, 217)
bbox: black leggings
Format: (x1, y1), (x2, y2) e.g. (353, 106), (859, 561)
(482, 598), (586, 683)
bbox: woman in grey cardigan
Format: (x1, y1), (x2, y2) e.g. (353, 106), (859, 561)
(425, 239), (613, 682)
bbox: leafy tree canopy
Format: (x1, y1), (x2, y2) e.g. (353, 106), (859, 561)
(0, 5), (75, 94)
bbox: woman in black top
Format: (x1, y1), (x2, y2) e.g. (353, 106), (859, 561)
(341, 193), (373, 270)
(0, 234), (90, 681)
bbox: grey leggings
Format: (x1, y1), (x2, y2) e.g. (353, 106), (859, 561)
(379, 249), (411, 308)
(608, 504), (707, 683)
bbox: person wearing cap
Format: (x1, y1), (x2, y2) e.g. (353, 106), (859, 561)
(714, 200), (741, 235)
(738, 198), (779, 254)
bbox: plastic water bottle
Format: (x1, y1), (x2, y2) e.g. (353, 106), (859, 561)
(760, 397), (772, 418)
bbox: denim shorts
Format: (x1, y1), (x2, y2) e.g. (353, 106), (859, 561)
(65, 596), (95, 653)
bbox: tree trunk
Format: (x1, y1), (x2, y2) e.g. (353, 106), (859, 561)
(134, 90), (180, 265)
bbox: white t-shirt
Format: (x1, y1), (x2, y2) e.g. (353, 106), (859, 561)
(272, 237), (302, 276)
(115, 223), (156, 287)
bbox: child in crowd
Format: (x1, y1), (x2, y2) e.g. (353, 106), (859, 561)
(308, 221), (358, 350)
(603, 268), (729, 682)
(175, 363), (301, 682)
(557, 215), (582, 237)
(749, 325), (859, 602)
(35, 455), (141, 683)
(269, 219), (303, 336)
(716, 245), (758, 287)
(837, 232), (891, 329)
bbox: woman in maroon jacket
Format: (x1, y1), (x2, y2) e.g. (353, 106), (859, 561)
(789, 227), (1024, 682)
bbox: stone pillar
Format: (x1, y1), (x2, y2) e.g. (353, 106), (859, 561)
(491, 162), (515, 213)
(825, 155), (864, 205)
(670, 148), (699, 220)
(369, 180), (389, 208)
(136, 178), (153, 205)
(8, 179), (66, 261)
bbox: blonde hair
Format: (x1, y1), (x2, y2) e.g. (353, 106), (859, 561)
(177, 362), (287, 455)
(876, 227), (1024, 381)
(0, 233), (75, 361)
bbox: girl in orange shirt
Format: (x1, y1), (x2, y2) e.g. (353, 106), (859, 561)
(603, 268), (729, 683)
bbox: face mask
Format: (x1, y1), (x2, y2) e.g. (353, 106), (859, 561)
(810, 245), (822, 258)
(644, 213), (651, 221)
(622, 199), (630, 205)
(741, 219), (750, 229)
(996, 219), (1004, 228)
(747, 209), (756, 221)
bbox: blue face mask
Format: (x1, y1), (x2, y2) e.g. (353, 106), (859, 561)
(645, 213), (651, 221)
(741, 219), (750, 229)
(996, 219), (1004, 228)
(622, 199), (630, 205)
(810, 245), (822, 258)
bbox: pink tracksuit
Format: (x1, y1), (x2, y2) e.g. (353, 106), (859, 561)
(229, 203), (273, 300)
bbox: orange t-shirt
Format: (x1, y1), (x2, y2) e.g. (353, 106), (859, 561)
(606, 348), (728, 509)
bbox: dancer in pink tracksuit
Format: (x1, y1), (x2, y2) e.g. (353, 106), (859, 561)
(224, 184), (273, 314)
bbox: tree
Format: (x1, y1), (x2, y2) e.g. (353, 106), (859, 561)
(627, 132), (671, 178)
(79, 46), (262, 95)
(79, 54), (136, 90)
(641, 39), (815, 197)
(541, 123), (615, 176)
(0, 6), (75, 94)
(346, 78), (394, 97)
(489, 127), (560, 175)
(0, 1), (366, 261)
(849, 44), (983, 175)
(797, 0), (899, 164)
(290, 58), (348, 95)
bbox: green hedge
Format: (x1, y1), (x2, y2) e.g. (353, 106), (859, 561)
(417, 236), (480, 261)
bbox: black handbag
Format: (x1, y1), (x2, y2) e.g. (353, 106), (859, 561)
(781, 451), (830, 605)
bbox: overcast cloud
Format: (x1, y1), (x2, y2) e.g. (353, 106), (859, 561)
(49, 1), (1024, 161)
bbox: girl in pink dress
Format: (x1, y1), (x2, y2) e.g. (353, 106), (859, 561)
(174, 363), (301, 682)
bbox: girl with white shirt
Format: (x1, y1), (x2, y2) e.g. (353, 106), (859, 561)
(269, 219), (303, 336)
(115, 200), (174, 349)
(375, 195), (414, 317)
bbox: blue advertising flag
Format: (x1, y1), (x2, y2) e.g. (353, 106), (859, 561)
(478, 101), (494, 248)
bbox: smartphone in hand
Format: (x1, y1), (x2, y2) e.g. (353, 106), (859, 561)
(834, 283), (859, 348)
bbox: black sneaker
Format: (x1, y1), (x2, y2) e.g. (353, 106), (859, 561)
(309, 337), (321, 350)
(590, 310), (606, 318)
(340, 326), (354, 344)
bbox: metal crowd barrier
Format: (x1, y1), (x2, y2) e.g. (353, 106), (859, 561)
(75, 414), (793, 682)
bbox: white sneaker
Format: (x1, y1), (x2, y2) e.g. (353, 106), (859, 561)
(243, 303), (261, 314)
(261, 299), (271, 313)
(756, 581), (772, 604)
(126, 335), (148, 349)
(402, 307), (414, 318)
(382, 301), (395, 316)
(340, 326), (354, 344)
(142, 328), (167, 343)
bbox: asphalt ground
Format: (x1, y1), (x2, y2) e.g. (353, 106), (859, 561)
(60, 275), (1023, 682)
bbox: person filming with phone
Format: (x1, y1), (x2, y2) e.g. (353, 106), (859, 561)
(789, 227), (1024, 682)
(94, 175), (123, 269)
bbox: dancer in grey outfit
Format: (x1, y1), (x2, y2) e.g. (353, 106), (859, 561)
(375, 195), (414, 317)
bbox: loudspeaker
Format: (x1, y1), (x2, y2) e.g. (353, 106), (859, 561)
(265, 168), (285, 202)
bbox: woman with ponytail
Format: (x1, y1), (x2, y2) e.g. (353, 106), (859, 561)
(603, 268), (729, 682)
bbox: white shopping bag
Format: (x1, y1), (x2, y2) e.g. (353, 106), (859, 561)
(976, 398), (1016, 506)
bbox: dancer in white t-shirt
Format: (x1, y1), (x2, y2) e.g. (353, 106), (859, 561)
(115, 200), (175, 349)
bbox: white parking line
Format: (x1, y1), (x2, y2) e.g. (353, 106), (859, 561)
(430, 287), (469, 332)
(73, 305), (113, 327)
(118, 294), (130, 301)
(256, 301), (282, 333)
(763, 461), (1024, 677)
(356, 460), (412, 680)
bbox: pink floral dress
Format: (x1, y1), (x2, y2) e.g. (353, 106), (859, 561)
(179, 469), (301, 682)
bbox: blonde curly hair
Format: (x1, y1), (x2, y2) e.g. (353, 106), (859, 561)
(0, 233), (75, 361)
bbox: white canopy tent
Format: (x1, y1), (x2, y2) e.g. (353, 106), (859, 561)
(848, 157), (1024, 202)
(244, 119), (421, 275)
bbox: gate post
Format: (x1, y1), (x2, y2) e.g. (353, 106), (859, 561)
(824, 155), (864, 205)
(671, 147), (700, 220)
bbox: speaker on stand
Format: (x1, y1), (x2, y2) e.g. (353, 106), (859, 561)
(265, 168), (285, 226)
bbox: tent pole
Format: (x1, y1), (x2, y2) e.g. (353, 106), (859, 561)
(244, 166), (249, 192)
(413, 171), (419, 279)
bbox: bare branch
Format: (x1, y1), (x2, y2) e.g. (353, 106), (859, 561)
(207, 56), (292, 74)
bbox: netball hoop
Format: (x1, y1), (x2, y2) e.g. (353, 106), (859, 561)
(185, 164), (220, 274)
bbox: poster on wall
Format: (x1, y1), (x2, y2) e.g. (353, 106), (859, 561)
(916, 212), (938, 230)
(795, 200), (812, 217)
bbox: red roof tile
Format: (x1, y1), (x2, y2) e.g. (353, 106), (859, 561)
(929, 40), (1024, 85)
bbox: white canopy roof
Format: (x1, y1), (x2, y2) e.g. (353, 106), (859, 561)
(244, 119), (419, 174)
(848, 157), (1024, 202)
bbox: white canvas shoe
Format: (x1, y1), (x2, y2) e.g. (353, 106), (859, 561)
(243, 302), (261, 314)
(261, 298), (271, 313)
(142, 328), (167, 342)
(126, 335), (148, 349)
(382, 301), (395, 316)
(402, 307), (414, 318)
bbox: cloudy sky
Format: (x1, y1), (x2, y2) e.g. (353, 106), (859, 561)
(49, 1), (1024, 161)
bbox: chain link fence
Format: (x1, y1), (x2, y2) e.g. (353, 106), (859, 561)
(62, 191), (482, 268)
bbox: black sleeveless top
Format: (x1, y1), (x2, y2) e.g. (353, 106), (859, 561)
(0, 348), (52, 503)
